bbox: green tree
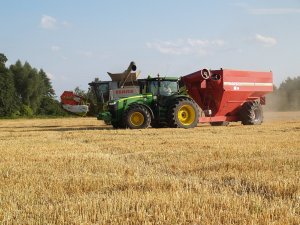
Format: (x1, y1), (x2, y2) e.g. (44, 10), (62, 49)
(10, 61), (54, 115)
(8, 59), (68, 117)
(279, 76), (300, 110)
(74, 80), (100, 116)
(39, 69), (55, 97)
(0, 53), (8, 64)
(0, 54), (19, 116)
(38, 96), (68, 116)
(266, 76), (300, 111)
(74, 86), (87, 99)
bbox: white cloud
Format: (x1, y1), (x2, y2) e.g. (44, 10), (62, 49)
(40, 16), (72, 30)
(147, 38), (225, 56)
(250, 8), (300, 15)
(255, 34), (277, 47)
(51, 45), (61, 52)
(40, 15), (57, 29)
(62, 21), (72, 28)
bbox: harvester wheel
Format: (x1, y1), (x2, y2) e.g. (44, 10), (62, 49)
(124, 104), (151, 129)
(168, 98), (199, 128)
(210, 121), (229, 126)
(239, 101), (263, 125)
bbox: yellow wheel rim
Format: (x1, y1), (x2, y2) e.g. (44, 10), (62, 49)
(177, 104), (196, 126)
(130, 112), (144, 127)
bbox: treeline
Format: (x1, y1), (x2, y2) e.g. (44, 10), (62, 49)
(266, 76), (300, 111)
(0, 53), (67, 117)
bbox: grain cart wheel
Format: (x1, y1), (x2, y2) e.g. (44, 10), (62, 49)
(239, 101), (263, 125)
(168, 98), (199, 128)
(210, 121), (229, 126)
(124, 105), (151, 129)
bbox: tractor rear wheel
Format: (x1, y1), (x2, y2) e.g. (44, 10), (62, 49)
(168, 98), (199, 128)
(239, 101), (263, 125)
(210, 121), (229, 126)
(124, 105), (151, 129)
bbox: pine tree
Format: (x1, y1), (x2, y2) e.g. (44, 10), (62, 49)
(0, 54), (19, 116)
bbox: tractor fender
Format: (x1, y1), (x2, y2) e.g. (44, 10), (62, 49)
(127, 103), (155, 120)
(166, 95), (195, 107)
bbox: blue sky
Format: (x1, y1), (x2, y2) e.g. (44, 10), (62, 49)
(1, 0), (300, 96)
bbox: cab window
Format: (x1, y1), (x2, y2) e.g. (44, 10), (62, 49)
(159, 81), (178, 96)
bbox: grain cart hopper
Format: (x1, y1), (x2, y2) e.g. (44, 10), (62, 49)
(181, 68), (273, 125)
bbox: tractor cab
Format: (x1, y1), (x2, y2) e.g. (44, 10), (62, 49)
(139, 76), (183, 111)
(139, 76), (181, 96)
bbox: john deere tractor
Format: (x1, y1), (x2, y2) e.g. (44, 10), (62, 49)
(99, 76), (199, 129)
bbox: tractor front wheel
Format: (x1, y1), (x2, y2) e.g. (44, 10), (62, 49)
(124, 105), (151, 129)
(168, 98), (199, 128)
(239, 101), (263, 125)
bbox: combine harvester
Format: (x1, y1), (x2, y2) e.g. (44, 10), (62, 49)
(61, 62), (140, 117)
(98, 67), (273, 128)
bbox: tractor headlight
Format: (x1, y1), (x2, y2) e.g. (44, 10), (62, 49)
(108, 101), (117, 105)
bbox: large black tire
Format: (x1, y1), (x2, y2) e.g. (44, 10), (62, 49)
(123, 104), (151, 129)
(239, 101), (263, 125)
(210, 121), (229, 126)
(167, 98), (199, 128)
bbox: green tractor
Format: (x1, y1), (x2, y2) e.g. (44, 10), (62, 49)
(99, 76), (200, 129)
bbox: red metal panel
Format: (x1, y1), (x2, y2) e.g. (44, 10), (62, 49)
(182, 68), (273, 122)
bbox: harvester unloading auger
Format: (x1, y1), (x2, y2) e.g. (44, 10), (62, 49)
(97, 67), (273, 129)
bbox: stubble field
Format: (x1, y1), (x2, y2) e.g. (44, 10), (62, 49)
(0, 112), (299, 224)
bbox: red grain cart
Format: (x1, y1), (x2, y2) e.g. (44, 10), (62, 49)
(182, 68), (273, 125)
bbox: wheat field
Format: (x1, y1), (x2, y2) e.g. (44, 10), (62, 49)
(0, 112), (299, 225)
